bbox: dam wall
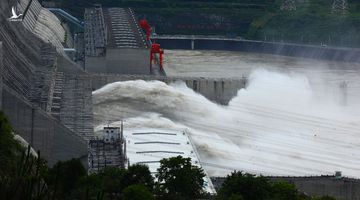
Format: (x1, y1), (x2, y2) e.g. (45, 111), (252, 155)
(2, 85), (87, 166)
(91, 74), (246, 105)
(18, 0), (66, 55)
(19, 0), (42, 31)
(211, 176), (360, 200)
(0, 0), (65, 99)
(59, 73), (93, 140)
(84, 7), (152, 75)
(0, 18), (39, 98)
(269, 176), (360, 200)
(183, 78), (245, 105)
(155, 38), (360, 62)
(0, 0), (91, 164)
(33, 8), (66, 54)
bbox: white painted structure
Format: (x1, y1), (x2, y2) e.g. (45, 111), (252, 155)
(103, 126), (121, 143)
(124, 128), (216, 194)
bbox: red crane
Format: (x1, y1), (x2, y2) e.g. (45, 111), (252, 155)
(140, 19), (165, 73)
(139, 19), (152, 42)
(150, 43), (164, 72)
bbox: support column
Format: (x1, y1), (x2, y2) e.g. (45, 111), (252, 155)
(191, 39), (195, 50)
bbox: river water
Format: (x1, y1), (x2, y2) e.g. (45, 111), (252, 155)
(93, 50), (360, 177)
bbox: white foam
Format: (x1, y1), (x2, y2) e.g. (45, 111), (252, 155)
(93, 69), (360, 177)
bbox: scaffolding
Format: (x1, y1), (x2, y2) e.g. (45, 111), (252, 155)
(84, 5), (107, 56)
(104, 7), (147, 49)
(88, 124), (127, 174)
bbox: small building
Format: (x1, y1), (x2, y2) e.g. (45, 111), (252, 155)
(88, 126), (127, 174)
(103, 126), (121, 142)
(84, 5), (150, 74)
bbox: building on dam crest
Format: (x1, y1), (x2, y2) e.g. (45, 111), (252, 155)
(84, 5), (150, 74)
(88, 126), (127, 173)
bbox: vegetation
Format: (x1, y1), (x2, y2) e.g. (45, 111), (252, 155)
(252, 0), (360, 47)
(0, 111), (51, 199)
(52, 0), (360, 48)
(0, 111), (22, 175)
(216, 171), (337, 200)
(0, 146), (50, 200)
(46, 158), (87, 199)
(0, 111), (206, 199)
(0, 111), (338, 199)
(122, 184), (155, 200)
(156, 156), (206, 200)
(46, 162), (155, 199)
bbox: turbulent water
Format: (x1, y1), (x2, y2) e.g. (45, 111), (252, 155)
(93, 51), (360, 177)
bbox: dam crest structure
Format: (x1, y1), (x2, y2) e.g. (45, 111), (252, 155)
(0, 0), (246, 166)
(2, 1), (360, 199)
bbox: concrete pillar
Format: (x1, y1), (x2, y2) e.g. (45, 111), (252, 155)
(0, 42), (3, 110)
(191, 39), (195, 50)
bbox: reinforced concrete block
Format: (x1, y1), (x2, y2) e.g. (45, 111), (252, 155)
(106, 48), (150, 74)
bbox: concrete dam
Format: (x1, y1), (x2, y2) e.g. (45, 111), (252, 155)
(2, 1), (360, 199)
(91, 74), (246, 105)
(0, 0), (91, 165)
(212, 175), (360, 200)
(0, 0), (244, 165)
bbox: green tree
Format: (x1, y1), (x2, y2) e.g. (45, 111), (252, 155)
(73, 172), (104, 200)
(123, 184), (155, 200)
(312, 196), (337, 200)
(216, 171), (272, 200)
(74, 165), (154, 199)
(270, 181), (299, 200)
(156, 156), (206, 200)
(100, 167), (127, 199)
(0, 111), (22, 175)
(228, 194), (245, 200)
(47, 158), (86, 199)
(216, 171), (338, 200)
(124, 164), (154, 191)
(0, 112), (52, 199)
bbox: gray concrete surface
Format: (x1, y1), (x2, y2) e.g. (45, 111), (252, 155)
(0, 0), (92, 165)
(86, 49), (150, 74)
(269, 176), (360, 200)
(84, 7), (150, 75)
(85, 56), (107, 73)
(106, 48), (150, 74)
(2, 86), (87, 166)
(211, 176), (360, 200)
(59, 74), (94, 140)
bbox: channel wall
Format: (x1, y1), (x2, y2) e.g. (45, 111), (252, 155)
(155, 38), (360, 62)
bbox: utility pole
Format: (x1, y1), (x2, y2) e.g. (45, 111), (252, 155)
(281, 0), (296, 11)
(332, 0), (348, 14)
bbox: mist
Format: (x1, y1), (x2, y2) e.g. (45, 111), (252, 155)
(93, 68), (360, 177)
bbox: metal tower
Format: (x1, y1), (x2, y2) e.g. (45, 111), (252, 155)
(281, 0), (296, 11)
(332, 0), (348, 13)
